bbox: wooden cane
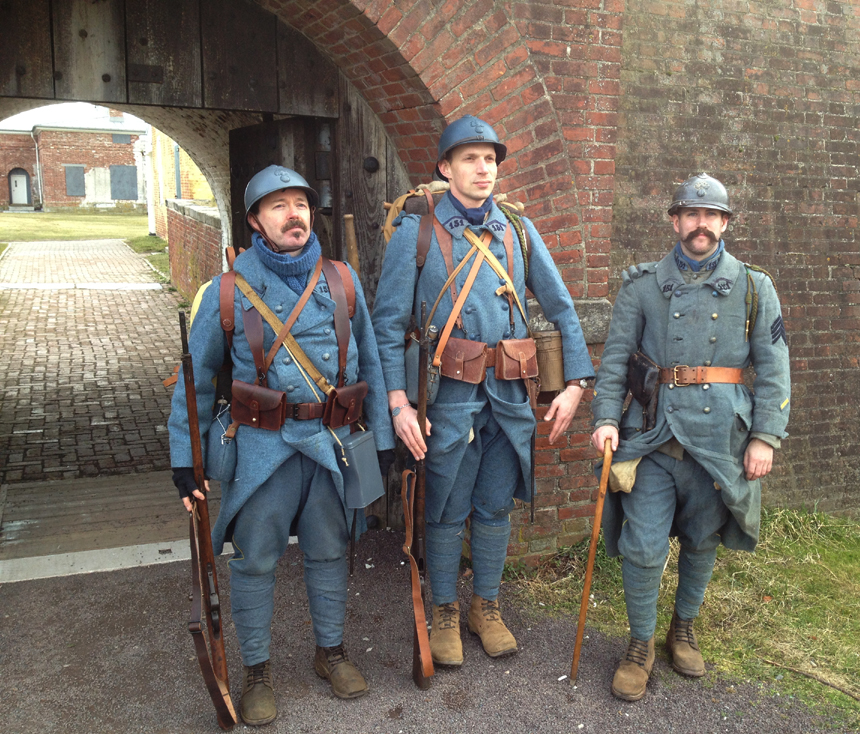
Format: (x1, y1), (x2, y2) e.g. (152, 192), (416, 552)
(570, 437), (614, 683)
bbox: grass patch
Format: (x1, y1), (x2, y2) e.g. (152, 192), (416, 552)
(126, 234), (167, 254)
(147, 252), (170, 278)
(507, 507), (860, 727)
(0, 211), (149, 241)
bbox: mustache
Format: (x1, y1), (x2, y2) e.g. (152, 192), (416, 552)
(683, 227), (718, 244)
(280, 217), (308, 234)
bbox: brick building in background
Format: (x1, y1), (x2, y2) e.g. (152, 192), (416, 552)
(0, 103), (148, 210)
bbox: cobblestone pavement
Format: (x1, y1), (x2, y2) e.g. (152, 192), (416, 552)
(0, 240), (183, 484)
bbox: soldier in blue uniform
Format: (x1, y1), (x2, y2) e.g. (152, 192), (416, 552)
(372, 117), (593, 667)
(169, 166), (395, 725)
(591, 173), (791, 701)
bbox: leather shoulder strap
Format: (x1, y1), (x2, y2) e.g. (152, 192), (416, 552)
(329, 260), (356, 318)
(415, 188), (435, 269)
(321, 258), (351, 387)
(219, 271), (236, 348)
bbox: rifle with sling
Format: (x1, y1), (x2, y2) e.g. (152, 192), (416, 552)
(401, 302), (436, 689)
(179, 312), (237, 731)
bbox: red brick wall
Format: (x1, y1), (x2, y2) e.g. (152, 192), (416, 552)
(612, 0), (860, 515)
(0, 133), (37, 206)
(166, 204), (223, 303)
(34, 129), (139, 207)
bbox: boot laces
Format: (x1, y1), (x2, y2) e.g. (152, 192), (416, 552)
(624, 638), (650, 667)
(437, 602), (458, 630)
(322, 644), (349, 668)
(246, 660), (272, 688)
(480, 599), (502, 623)
(674, 616), (699, 650)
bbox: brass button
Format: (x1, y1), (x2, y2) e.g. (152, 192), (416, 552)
(704, 360), (712, 366)
(712, 313), (718, 320)
(703, 384), (710, 390)
(673, 312), (681, 319)
(703, 407), (711, 414)
(668, 383), (675, 390)
(709, 336), (717, 343)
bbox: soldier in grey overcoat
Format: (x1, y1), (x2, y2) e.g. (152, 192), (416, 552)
(591, 173), (790, 702)
(372, 117), (593, 668)
(169, 166), (395, 725)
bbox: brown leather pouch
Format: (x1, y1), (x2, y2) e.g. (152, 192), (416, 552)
(231, 380), (287, 431)
(627, 351), (660, 431)
(323, 380), (368, 428)
(439, 337), (488, 384)
(495, 338), (539, 381)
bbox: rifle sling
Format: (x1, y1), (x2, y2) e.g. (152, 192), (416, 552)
(188, 507), (238, 729)
(401, 468), (434, 680)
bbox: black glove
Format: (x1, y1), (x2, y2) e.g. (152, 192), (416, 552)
(377, 449), (396, 477)
(172, 467), (199, 501)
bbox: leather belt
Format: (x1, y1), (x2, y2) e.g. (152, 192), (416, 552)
(485, 347), (497, 368)
(658, 366), (744, 386)
(286, 402), (327, 420)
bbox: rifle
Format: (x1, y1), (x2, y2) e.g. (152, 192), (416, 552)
(401, 302), (435, 689)
(179, 312), (238, 730)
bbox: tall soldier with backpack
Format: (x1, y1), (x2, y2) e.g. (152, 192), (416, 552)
(372, 117), (594, 668)
(168, 165), (395, 726)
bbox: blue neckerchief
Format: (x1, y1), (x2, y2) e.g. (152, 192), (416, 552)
(252, 231), (321, 293)
(446, 190), (493, 226)
(673, 239), (725, 272)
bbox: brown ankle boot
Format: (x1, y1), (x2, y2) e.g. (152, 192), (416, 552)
(666, 611), (705, 677)
(314, 645), (368, 699)
(467, 595), (517, 657)
(430, 601), (463, 666)
(241, 660), (277, 726)
(611, 636), (655, 702)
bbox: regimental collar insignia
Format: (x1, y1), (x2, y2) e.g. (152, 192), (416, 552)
(713, 277), (733, 292)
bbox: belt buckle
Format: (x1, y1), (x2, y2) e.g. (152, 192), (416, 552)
(673, 365), (692, 387)
(290, 403), (301, 420)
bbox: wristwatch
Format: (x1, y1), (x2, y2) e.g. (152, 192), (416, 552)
(566, 378), (590, 389)
(391, 403), (411, 417)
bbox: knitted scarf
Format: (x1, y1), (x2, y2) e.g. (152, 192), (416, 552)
(253, 231), (321, 293)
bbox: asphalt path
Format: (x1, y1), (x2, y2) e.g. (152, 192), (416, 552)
(0, 529), (849, 734)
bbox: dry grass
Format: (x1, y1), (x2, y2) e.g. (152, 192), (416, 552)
(507, 507), (860, 727)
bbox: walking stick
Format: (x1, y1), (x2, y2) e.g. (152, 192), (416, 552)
(570, 437), (614, 683)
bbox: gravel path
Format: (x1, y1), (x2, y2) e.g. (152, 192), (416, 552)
(0, 530), (850, 734)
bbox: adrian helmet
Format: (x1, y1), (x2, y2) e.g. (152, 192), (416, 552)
(667, 173), (733, 217)
(244, 165), (319, 220)
(435, 115), (507, 180)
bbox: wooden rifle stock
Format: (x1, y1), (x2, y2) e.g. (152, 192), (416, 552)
(401, 302), (434, 688)
(179, 313), (237, 730)
(570, 438), (614, 683)
(343, 214), (361, 277)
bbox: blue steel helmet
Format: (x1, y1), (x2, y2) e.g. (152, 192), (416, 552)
(244, 165), (319, 223)
(667, 172), (733, 217)
(435, 115), (507, 180)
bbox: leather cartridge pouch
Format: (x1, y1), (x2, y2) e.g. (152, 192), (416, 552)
(495, 338), (539, 381)
(231, 380), (287, 431)
(439, 336), (488, 384)
(627, 351), (660, 431)
(323, 380), (369, 429)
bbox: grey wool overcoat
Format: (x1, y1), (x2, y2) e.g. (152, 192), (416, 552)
(591, 246), (791, 554)
(168, 247), (395, 553)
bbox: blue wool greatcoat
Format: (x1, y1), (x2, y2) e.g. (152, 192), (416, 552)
(371, 195), (593, 520)
(591, 246), (791, 555)
(168, 247), (395, 553)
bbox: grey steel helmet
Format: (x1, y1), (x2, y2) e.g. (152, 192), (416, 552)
(667, 172), (733, 217)
(435, 115), (507, 179)
(243, 165), (319, 219)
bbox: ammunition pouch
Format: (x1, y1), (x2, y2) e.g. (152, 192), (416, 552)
(494, 338), (539, 381)
(323, 380), (368, 429)
(230, 380), (287, 431)
(439, 336), (488, 384)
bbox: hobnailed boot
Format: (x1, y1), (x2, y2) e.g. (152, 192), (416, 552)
(666, 611), (706, 677)
(314, 644), (369, 699)
(430, 601), (464, 666)
(611, 636), (655, 702)
(467, 595), (517, 657)
(240, 660), (277, 726)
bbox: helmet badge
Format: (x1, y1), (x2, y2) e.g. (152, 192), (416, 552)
(469, 118), (485, 138)
(277, 168), (292, 183)
(694, 178), (710, 197)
